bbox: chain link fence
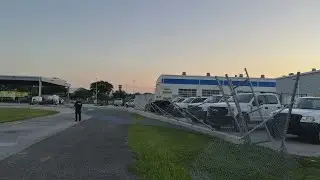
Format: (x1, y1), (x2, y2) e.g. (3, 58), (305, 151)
(127, 71), (312, 179)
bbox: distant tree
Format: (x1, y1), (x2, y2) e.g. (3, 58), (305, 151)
(42, 86), (67, 95)
(90, 81), (113, 96)
(71, 88), (92, 100)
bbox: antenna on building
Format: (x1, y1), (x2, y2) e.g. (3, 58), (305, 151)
(206, 73), (211, 76)
(312, 68), (317, 71)
(182, 72), (186, 75)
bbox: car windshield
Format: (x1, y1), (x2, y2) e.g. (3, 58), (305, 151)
(225, 94), (253, 103)
(172, 97), (180, 102)
(182, 97), (194, 103)
(176, 98), (185, 102)
(204, 96), (223, 103)
(294, 98), (320, 110)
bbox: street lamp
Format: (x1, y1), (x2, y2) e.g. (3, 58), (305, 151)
(95, 78), (98, 105)
(132, 80), (135, 94)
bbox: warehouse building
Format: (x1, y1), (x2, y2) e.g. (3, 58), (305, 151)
(0, 75), (70, 101)
(276, 68), (320, 97)
(155, 72), (276, 100)
(155, 68), (320, 101)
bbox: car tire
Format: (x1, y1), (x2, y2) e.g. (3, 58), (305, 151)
(211, 124), (221, 130)
(311, 133), (320, 144)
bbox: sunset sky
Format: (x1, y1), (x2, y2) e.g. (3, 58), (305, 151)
(1, 0), (319, 93)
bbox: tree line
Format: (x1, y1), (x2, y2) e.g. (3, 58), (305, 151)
(70, 81), (137, 100)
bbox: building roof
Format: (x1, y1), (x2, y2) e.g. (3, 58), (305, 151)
(0, 75), (70, 87)
(158, 74), (275, 81)
(276, 69), (320, 80)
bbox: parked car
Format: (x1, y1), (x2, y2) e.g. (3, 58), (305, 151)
(175, 97), (206, 110)
(268, 97), (320, 143)
(172, 97), (185, 103)
(188, 95), (224, 122)
(187, 97), (208, 109)
(145, 100), (172, 114)
(206, 92), (281, 129)
(125, 99), (135, 107)
(30, 96), (43, 105)
(113, 98), (123, 106)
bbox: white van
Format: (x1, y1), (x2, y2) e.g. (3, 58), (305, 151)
(31, 96), (43, 105)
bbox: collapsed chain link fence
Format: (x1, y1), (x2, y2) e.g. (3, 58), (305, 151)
(127, 70), (310, 179)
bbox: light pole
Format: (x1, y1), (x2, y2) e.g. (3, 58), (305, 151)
(132, 80), (135, 94)
(95, 78), (98, 105)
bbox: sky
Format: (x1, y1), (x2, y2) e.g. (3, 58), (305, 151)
(1, 0), (319, 93)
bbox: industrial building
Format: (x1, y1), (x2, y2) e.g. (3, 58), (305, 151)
(155, 68), (320, 101)
(155, 72), (276, 100)
(276, 68), (320, 97)
(0, 75), (70, 100)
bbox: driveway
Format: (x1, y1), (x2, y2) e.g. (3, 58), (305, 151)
(0, 107), (184, 179)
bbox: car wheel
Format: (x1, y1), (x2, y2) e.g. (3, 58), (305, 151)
(211, 124), (221, 130)
(311, 133), (320, 144)
(203, 115), (208, 124)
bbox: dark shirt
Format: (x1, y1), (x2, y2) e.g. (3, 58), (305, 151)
(74, 101), (82, 111)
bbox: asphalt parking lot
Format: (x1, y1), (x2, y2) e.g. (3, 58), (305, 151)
(0, 105), (187, 179)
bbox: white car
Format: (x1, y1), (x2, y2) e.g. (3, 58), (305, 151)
(31, 96), (43, 105)
(270, 97), (320, 142)
(197, 95), (224, 112)
(172, 97), (185, 103)
(206, 93), (282, 128)
(175, 97), (205, 110)
(113, 98), (123, 106)
(125, 99), (135, 107)
(187, 97), (208, 109)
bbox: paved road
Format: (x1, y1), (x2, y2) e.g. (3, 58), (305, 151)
(0, 107), (183, 180)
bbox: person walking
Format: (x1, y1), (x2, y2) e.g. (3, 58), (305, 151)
(74, 99), (83, 121)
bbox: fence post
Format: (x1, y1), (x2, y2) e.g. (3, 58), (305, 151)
(280, 72), (300, 153)
(225, 74), (251, 143)
(215, 76), (242, 135)
(244, 68), (273, 141)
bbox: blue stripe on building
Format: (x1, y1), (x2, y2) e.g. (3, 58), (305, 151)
(162, 78), (276, 87)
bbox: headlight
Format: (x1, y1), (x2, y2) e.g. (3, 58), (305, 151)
(300, 116), (316, 123)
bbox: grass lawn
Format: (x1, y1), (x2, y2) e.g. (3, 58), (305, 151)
(0, 108), (59, 123)
(128, 123), (320, 180)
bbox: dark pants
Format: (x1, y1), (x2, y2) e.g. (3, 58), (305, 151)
(75, 110), (81, 121)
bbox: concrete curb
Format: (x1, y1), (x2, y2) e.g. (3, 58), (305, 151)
(125, 108), (244, 145)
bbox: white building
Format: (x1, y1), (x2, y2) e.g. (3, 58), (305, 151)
(155, 72), (276, 100)
(276, 68), (320, 97)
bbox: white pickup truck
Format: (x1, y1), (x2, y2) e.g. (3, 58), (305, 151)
(269, 97), (320, 143)
(206, 93), (282, 129)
